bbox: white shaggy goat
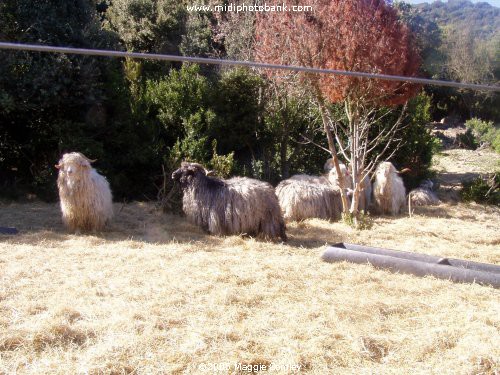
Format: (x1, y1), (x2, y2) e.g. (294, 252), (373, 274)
(324, 160), (353, 190)
(324, 159), (372, 212)
(372, 161), (407, 215)
(56, 152), (113, 232)
(409, 180), (441, 207)
(289, 174), (328, 184)
(275, 174), (343, 222)
(172, 162), (286, 241)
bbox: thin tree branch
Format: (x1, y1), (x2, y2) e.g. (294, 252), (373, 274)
(293, 134), (331, 155)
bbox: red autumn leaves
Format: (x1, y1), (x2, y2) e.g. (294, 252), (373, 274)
(255, 0), (421, 106)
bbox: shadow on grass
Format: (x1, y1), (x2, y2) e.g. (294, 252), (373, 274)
(0, 201), (277, 248)
(437, 172), (481, 186)
(3, 201), (497, 249)
(0, 201), (347, 249)
(0, 202), (190, 245)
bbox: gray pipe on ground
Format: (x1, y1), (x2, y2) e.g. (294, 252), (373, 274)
(322, 243), (500, 288)
(329, 243), (500, 274)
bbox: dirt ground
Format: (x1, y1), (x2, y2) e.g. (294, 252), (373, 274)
(0, 150), (499, 374)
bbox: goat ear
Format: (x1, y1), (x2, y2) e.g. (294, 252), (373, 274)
(55, 164), (61, 169)
(205, 170), (215, 177)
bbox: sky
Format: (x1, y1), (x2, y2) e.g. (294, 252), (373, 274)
(404, 0), (500, 6)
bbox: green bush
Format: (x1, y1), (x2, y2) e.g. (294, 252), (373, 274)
(145, 64), (215, 164)
(210, 68), (267, 169)
(0, 0), (149, 201)
(455, 129), (478, 150)
(465, 118), (500, 153)
(262, 92), (326, 183)
(488, 129), (500, 153)
(461, 174), (499, 205)
(430, 136), (443, 154)
(208, 140), (235, 178)
(465, 118), (492, 136)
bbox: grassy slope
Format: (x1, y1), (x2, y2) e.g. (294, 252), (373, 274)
(0, 151), (499, 374)
(433, 148), (500, 176)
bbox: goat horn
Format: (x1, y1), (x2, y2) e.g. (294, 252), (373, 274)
(78, 152), (97, 163)
(398, 168), (411, 174)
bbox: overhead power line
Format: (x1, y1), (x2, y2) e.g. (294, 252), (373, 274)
(0, 42), (499, 92)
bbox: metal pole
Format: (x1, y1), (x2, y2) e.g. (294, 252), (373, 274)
(1, 42), (499, 92)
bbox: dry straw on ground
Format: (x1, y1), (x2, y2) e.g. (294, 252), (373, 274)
(1, 148), (499, 374)
(1, 199), (499, 375)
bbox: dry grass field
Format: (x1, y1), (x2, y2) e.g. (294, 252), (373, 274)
(1, 150), (499, 374)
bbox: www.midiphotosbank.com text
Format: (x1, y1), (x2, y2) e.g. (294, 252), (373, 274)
(187, 2), (313, 13)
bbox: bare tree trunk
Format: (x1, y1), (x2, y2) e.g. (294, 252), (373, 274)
(318, 102), (350, 214)
(350, 183), (361, 213)
(313, 86), (408, 225)
(346, 99), (362, 225)
(280, 99), (290, 179)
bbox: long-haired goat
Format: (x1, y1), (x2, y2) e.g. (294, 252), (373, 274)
(324, 159), (372, 212)
(289, 174), (328, 184)
(372, 161), (407, 215)
(275, 175), (343, 222)
(56, 152), (113, 232)
(172, 162), (286, 241)
(409, 180), (441, 206)
(324, 159), (353, 190)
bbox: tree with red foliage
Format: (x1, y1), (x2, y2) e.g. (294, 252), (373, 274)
(255, 0), (421, 223)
